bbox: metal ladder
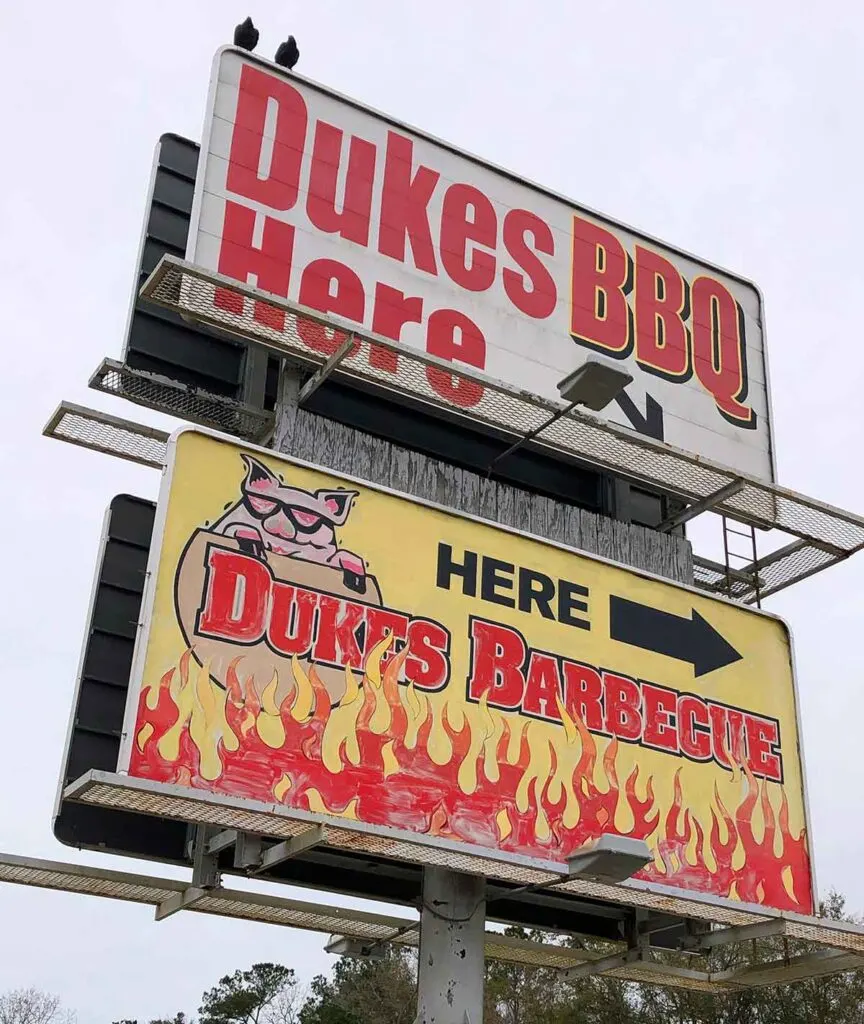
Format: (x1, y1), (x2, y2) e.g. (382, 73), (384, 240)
(721, 515), (761, 607)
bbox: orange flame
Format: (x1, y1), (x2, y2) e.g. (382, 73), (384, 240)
(130, 639), (812, 913)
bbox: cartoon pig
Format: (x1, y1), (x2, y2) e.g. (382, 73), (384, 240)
(211, 455), (366, 591)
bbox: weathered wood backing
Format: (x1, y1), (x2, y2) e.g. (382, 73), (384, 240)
(273, 378), (693, 585)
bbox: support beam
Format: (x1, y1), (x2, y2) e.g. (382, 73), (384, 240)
(298, 337), (355, 405)
(417, 868), (485, 1024)
(559, 948), (642, 982)
(205, 829), (239, 856)
(248, 827), (325, 875)
(695, 918), (788, 950)
(656, 479), (745, 532)
(155, 886), (207, 921)
(485, 402), (575, 477)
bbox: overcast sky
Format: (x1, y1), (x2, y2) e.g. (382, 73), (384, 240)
(2, 1), (864, 1020)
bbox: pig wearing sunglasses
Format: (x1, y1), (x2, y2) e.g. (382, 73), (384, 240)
(211, 454), (366, 591)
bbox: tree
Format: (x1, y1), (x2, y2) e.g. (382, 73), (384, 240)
(299, 949), (415, 1024)
(113, 1016), (194, 1024)
(0, 990), (74, 1024)
(199, 965), (298, 1024)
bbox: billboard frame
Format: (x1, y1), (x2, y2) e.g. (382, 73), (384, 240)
(187, 46), (780, 485)
(113, 423), (818, 922)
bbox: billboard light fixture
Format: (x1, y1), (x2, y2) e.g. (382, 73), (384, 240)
(567, 835), (653, 885)
(325, 934), (388, 961)
(557, 358), (634, 412)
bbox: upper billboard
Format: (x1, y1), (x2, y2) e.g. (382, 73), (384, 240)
(119, 428), (812, 915)
(187, 48), (775, 481)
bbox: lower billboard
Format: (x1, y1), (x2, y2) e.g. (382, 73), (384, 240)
(119, 427), (814, 915)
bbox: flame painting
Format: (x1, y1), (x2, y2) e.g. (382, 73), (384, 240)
(123, 429), (814, 915)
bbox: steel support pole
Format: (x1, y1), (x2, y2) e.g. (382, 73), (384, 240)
(417, 867), (486, 1024)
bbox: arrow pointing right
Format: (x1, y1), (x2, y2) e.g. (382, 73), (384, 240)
(609, 596), (742, 677)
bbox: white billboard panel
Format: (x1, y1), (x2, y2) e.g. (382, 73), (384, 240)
(188, 48), (775, 482)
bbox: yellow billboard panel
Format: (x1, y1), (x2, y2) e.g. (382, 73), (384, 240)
(121, 428), (813, 914)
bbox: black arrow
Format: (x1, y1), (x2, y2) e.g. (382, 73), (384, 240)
(614, 391), (665, 441)
(609, 596), (742, 677)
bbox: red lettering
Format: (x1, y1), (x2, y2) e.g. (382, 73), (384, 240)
(709, 704), (731, 766)
(369, 284), (424, 372)
(561, 662), (604, 731)
(215, 202), (295, 331)
(678, 695), (711, 761)
(439, 183), (497, 292)
(378, 132), (439, 274)
(745, 716), (782, 782)
(691, 277), (754, 425)
(267, 584), (317, 656)
(502, 209), (556, 319)
(467, 620), (525, 709)
(425, 309), (486, 408)
(522, 652), (563, 721)
(306, 121), (376, 246)
(297, 258), (364, 356)
(405, 620), (449, 691)
(603, 672), (642, 741)
(311, 596), (365, 668)
(226, 64), (307, 210)
(634, 245), (689, 378)
(196, 549), (270, 643)
(642, 683), (679, 753)
(570, 216), (631, 354)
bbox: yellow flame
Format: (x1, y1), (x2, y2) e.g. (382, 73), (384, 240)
(257, 670), (286, 749)
(481, 693), (504, 785)
(457, 704), (487, 795)
(321, 666), (364, 773)
(189, 660), (223, 781)
(782, 865), (797, 903)
(306, 788), (361, 820)
(382, 740), (401, 778)
(274, 773), (292, 801)
(401, 682), (428, 750)
(365, 633), (395, 688)
(427, 698), (453, 766)
(496, 807), (513, 842)
(290, 656), (314, 721)
(515, 722), (552, 815)
(136, 722), (154, 752)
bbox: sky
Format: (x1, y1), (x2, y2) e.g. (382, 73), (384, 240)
(2, 1), (864, 1020)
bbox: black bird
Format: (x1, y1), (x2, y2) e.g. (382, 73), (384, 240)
(234, 17), (259, 51)
(275, 35), (300, 69)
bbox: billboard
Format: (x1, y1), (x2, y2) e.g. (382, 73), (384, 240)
(186, 48), (775, 482)
(120, 428), (812, 915)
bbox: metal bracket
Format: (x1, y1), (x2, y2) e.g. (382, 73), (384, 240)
(298, 337), (355, 405)
(155, 886), (208, 921)
(191, 824), (221, 889)
(247, 827), (325, 875)
(694, 918), (789, 950)
(657, 479), (746, 532)
(486, 402), (576, 477)
(559, 947), (643, 982)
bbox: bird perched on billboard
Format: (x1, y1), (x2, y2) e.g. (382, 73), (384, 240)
(275, 35), (300, 69)
(233, 16), (259, 51)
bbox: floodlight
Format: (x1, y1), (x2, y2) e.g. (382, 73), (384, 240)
(557, 358), (633, 412)
(567, 835), (652, 884)
(325, 934), (387, 961)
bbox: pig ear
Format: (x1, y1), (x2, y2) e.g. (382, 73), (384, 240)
(317, 489), (358, 525)
(241, 454), (280, 493)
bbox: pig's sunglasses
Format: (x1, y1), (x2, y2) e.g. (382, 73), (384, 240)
(242, 493), (327, 534)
